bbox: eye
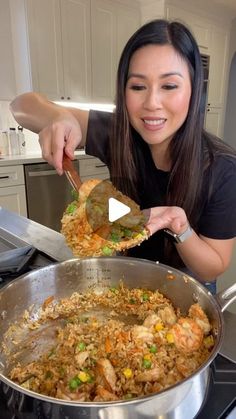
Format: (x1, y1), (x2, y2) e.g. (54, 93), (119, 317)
(162, 84), (178, 90)
(129, 84), (146, 91)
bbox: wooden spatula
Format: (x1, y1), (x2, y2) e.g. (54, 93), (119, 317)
(62, 152), (82, 193)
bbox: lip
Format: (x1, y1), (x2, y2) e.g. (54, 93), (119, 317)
(142, 117), (166, 131)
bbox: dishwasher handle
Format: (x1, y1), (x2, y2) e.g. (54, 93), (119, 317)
(27, 169), (58, 177)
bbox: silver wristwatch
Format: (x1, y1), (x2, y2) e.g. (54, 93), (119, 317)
(164, 225), (193, 243)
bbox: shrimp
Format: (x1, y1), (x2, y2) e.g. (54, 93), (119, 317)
(135, 367), (163, 383)
(96, 358), (117, 392)
(56, 383), (86, 401)
(143, 314), (161, 329)
(94, 385), (118, 401)
(170, 318), (204, 353)
(131, 325), (154, 343)
(188, 303), (211, 335)
(157, 306), (177, 325)
(176, 356), (200, 377)
(74, 351), (89, 367)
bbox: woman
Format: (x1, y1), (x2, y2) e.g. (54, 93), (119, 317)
(10, 19), (236, 292)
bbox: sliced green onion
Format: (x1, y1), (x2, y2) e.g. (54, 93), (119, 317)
(71, 189), (79, 200)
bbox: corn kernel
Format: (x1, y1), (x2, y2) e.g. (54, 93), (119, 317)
(78, 371), (90, 383)
(166, 333), (174, 344)
(123, 368), (133, 379)
(143, 354), (151, 361)
(204, 335), (214, 348)
(155, 323), (164, 331)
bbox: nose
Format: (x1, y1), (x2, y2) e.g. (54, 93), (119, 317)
(143, 88), (162, 110)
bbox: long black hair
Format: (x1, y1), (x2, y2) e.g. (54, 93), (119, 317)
(110, 19), (235, 222)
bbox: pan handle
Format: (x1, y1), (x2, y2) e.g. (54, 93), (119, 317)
(215, 283), (236, 312)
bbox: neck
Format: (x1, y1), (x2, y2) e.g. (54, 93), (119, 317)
(149, 144), (171, 171)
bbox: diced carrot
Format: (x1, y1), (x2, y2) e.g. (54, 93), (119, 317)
(42, 295), (54, 309)
(105, 337), (112, 353)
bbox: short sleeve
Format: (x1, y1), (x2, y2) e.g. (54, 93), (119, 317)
(198, 157), (236, 239)
(85, 110), (113, 166)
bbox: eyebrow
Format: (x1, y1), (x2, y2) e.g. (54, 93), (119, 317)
(127, 72), (184, 79)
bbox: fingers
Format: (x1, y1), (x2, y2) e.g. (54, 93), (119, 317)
(38, 118), (82, 175)
(143, 206), (188, 236)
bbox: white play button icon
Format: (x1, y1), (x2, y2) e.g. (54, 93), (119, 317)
(108, 197), (131, 222)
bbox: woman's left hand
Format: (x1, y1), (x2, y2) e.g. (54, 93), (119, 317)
(143, 206), (189, 236)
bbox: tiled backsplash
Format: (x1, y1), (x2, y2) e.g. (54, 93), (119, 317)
(0, 100), (41, 155)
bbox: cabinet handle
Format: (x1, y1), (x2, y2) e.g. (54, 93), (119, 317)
(207, 109), (210, 112)
(67, 97), (71, 100)
(61, 96), (64, 100)
(95, 164), (107, 168)
(0, 175), (10, 179)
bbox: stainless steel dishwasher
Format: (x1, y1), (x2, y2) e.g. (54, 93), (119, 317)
(24, 161), (80, 232)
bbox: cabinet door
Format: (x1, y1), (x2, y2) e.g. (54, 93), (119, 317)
(60, 0), (92, 102)
(0, 185), (27, 216)
(205, 107), (223, 137)
(166, 5), (211, 51)
(0, 0), (17, 100)
(208, 26), (229, 108)
(26, 0), (64, 100)
(91, 0), (117, 103)
(91, 0), (140, 103)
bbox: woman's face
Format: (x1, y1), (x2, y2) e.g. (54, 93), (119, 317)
(125, 44), (192, 151)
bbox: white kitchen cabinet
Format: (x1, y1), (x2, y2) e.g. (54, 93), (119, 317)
(205, 107), (223, 138)
(91, 0), (140, 102)
(0, 165), (27, 216)
(26, 0), (91, 102)
(166, 5), (211, 51)
(207, 25), (229, 109)
(0, 0), (17, 100)
(79, 156), (109, 181)
(12, 0), (140, 103)
(165, 3), (229, 138)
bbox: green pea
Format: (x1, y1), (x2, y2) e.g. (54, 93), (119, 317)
(149, 344), (157, 354)
(77, 341), (86, 351)
(66, 202), (77, 214)
(102, 246), (113, 256)
(142, 359), (152, 369)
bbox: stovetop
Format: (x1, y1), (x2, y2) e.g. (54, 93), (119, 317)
(0, 230), (235, 418)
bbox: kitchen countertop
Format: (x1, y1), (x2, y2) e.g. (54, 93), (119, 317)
(0, 206), (74, 261)
(0, 149), (86, 166)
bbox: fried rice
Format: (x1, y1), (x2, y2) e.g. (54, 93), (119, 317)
(61, 179), (149, 257)
(9, 283), (215, 402)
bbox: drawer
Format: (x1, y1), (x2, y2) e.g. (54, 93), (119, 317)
(80, 172), (109, 182)
(79, 158), (109, 177)
(0, 165), (25, 187)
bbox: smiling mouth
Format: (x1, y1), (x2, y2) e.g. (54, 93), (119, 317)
(143, 118), (166, 126)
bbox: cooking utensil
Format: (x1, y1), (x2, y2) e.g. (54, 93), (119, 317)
(62, 152), (82, 192)
(0, 257), (235, 419)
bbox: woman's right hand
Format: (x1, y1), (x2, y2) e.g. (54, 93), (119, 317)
(10, 92), (88, 175)
(38, 113), (83, 175)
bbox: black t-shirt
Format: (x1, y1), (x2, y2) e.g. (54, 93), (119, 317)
(86, 110), (236, 264)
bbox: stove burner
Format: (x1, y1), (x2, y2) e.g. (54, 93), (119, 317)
(196, 355), (236, 418)
(0, 246), (56, 288)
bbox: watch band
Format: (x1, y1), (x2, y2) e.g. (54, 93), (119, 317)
(164, 225), (193, 243)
